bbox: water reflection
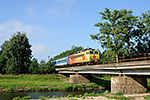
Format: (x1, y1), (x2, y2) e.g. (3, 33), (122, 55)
(0, 90), (106, 100)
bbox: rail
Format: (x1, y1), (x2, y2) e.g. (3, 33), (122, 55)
(100, 52), (150, 64)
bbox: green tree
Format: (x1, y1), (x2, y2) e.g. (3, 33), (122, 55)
(0, 41), (9, 74)
(29, 58), (39, 74)
(90, 8), (138, 62)
(39, 60), (46, 74)
(0, 52), (6, 74)
(1, 32), (32, 74)
(44, 60), (55, 74)
(38, 59), (55, 74)
(131, 10), (150, 54)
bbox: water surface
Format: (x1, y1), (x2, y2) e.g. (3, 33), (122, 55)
(0, 90), (106, 100)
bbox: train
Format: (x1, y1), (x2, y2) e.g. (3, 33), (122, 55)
(52, 48), (99, 67)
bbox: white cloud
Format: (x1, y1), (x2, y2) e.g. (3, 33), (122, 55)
(31, 43), (51, 61)
(32, 43), (50, 55)
(0, 20), (59, 42)
(0, 20), (37, 43)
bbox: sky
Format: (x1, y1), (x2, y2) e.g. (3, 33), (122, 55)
(0, 0), (150, 62)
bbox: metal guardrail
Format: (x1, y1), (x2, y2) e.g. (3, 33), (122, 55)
(100, 52), (150, 64)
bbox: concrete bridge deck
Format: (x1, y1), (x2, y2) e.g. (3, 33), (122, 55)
(56, 60), (150, 75)
(56, 60), (150, 94)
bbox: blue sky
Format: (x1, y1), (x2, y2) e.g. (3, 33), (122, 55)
(0, 0), (150, 62)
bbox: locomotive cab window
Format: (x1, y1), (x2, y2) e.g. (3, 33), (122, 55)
(95, 51), (98, 54)
(90, 51), (93, 54)
(86, 52), (89, 55)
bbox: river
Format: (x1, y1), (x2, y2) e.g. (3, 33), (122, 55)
(0, 90), (106, 100)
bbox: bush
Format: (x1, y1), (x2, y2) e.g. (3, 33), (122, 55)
(82, 96), (86, 99)
(67, 94), (73, 97)
(13, 96), (30, 100)
(4, 87), (14, 91)
(63, 85), (73, 90)
(52, 95), (58, 98)
(49, 87), (58, 91)
(37, 87), (47, 91)
(12, 97), (20, 100)
(22, 96), (31, 100)
(89, 91), (95, 96)
(26, 87), (36, 91)
(39, 96), (45, 99)
(104, 90), (109, 94)
(95, 93), (100, 96)
(75, 95), (82, 98)
(144, 95), (150, 99)
(84, 92), (89, 96)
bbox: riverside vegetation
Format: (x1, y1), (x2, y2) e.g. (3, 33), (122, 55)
(0, 74), (105, 93)
(12, 90), (130, 100)
(13, 90), (150, 100)
(1, 74), (150, 93)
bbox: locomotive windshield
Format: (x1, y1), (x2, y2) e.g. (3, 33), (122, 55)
(95, 51), (98, 54)
(90, 51), (93, 54)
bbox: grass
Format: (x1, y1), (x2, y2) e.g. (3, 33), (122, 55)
(0, 74), (103, 92)
(0, 74), (71, 90)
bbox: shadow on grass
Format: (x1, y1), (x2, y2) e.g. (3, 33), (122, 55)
(90, 75), (111, 90)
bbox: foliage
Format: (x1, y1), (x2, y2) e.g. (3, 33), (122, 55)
(29, 58), (39, 74)
(114, 92), (123, 95)
(90, 8), (138, 60)
(13, 96), (30, 100)
(82, 96), (86, 99)
(0, 32), (32, 74)
(52, 95), (58, 98)
(90, 8), (150, 60)
(144, 95), (150, 99)
(0, 31), (55, 75)
(0, 52), (6, 74)
(75, 95), (82, 98)
(129, 10), (150, 54)
(38, 60), (55, 74)
(67, 94), (73, 97)
(104, 90), (109, 94)
(84, 92), (89, 96)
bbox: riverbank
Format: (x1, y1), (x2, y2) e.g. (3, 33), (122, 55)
(12, 91), (150, 100)
(0, 74), (105, 93)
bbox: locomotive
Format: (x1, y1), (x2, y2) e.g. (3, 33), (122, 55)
(52, 48), (99, 67)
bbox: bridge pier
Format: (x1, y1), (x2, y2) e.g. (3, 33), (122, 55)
(111, 76), (147, 94)
(70, 74), (91, 84)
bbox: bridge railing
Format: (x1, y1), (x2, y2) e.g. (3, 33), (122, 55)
(100, 52), (150, 64)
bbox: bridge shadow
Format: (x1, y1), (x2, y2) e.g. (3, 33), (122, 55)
(90, 75), (111, 90)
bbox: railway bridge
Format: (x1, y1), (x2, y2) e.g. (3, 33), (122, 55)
(56, 52), (150, 94)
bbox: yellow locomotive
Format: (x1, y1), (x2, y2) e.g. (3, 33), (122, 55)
(69, 48), (99, 65)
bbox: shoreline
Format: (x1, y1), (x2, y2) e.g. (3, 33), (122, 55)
(13, 92), (150, 100)
(0, 86), (105, 93)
